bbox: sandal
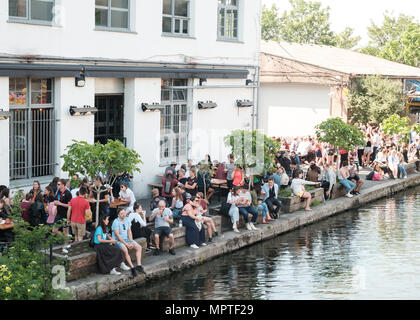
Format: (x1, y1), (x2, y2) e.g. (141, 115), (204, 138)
(267, 218), (274, 221)
(262, 221), (269, 224)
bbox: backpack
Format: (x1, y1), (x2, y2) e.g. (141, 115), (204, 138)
(366, 171), (374, 180)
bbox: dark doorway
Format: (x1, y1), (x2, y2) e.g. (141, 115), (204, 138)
(94, 95), (125, 145)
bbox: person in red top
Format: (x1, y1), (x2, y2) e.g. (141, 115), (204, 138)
(161, 173), (179, 207)
(67, 186), (91, 243)
(20, 193), (33, 223)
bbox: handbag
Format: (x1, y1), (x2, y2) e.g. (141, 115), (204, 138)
(219, 198), (232, 217)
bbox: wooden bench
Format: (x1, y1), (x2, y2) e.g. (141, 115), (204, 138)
(148, 183), (163, 189)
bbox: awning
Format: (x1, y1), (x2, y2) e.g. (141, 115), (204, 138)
(0, 63), (83, 77)
(0, 63), (249, 79)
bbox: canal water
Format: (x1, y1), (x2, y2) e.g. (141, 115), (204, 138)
(111, 186), (420, 300)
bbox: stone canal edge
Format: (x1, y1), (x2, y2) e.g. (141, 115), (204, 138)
(68, 173), (420, 300)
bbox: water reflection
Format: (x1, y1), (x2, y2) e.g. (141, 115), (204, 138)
(109, 186), (420, 300)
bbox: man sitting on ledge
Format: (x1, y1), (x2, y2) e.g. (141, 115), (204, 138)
(348, 158), (364, 195)
(149, 200), (176, 256)
(338, 161), (356, 198)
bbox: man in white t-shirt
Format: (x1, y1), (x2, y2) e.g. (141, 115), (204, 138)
(119, 183), (136, 214)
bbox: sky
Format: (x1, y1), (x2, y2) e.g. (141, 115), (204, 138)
(262, 0), (420, 46)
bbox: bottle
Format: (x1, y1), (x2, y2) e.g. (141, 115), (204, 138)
(179, 219), (183, 228)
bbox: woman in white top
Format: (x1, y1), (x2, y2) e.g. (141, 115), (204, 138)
(119, 183), (136, 214)
(387, 149), (399, 179)
(227, 186), (241, 233)
(290, 169), (318, 212)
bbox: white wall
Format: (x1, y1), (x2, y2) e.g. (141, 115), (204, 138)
(0, 0), (261, 67)
(124, 78), (162, 199)
(55, 77), (96, 178)
(0, 78), (9, 186)
(191, 78), (254, 163)
(259, 83), (331, 138)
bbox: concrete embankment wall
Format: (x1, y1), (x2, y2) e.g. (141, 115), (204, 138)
(69, 173), (420, 300)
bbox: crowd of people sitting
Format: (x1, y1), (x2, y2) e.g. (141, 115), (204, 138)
(0, 123), (418, 278)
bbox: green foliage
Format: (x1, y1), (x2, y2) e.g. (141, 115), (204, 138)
(315, 118), (365, 152)
(224, 130), (281, 176)
(61, 139), (143, 225)
(278, 188), (292, 198)
(360, 12), (420, 67)
(0, 192), (70, 300)
(61, 139), (142, 183)
(262, 0), (360, 49)
(69, 177), (82, 190)
(348, 75), (405, 125)
(334, 27), (362, 49)
(382, 114), (412, 144)
(311, 199), (322, 207)
(262, 4), (281, 41)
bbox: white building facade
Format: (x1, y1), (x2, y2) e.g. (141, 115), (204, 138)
(0, 0), (262, 199)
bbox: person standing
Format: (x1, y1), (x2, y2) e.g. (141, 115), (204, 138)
(161, 173), (178, 207)
(53, 179), (73, 254)
(224, 154), (235, 190)
(67, 186), (91, 243)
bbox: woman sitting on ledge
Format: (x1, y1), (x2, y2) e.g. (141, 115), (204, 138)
(94, 214), (124, 276)
(290, 169), (319, 212)
(181, 195), (206, 249)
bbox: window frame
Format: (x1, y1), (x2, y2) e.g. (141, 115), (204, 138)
(162, 0), (190, 36)
(95, 0), (131, 32)
(8, 0), (55, 25)
(217, 0), (240, 41)
(9, 77), (56, 182)
(160, 79), (189, 166)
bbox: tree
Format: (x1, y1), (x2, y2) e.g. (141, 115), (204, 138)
(360, 12), (420, 67)
(381, 114), (411, 145)
(224, 130), (281, 177)
(261, 0), (360, 49)
(61, 139), (143, 226)
(315, 118), (365, 166)
(262, 4), (281, 41)
(334, 27), (362, 49)
(348, 75), (406, 125)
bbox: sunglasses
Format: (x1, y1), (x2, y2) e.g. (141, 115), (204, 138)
(122, 224), (126, 230)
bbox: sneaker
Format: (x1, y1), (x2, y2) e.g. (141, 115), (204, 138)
(64, 244), (71, 249)
(190, 244), (199, 249)
(135, 265), (146, 274)
(62, 248), (68, 254)
(200, 242), (207, 246)
(250, 223), (258, 230)
(233, 227), (240, 233)
(404, 176), (407, 179)
(153, 249), (161, 256)
(110, 268), (121, 275)
(208, 238), (213, 243)
(120, 262), (131, 271)
(130, 268), (137, 277)
(345, 193), (353, 198)
(246, 223), (252, 231)
(169, 248), (176, 255)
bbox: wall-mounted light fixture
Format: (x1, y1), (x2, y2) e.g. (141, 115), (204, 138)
(236, 100), (253, 108)
(69, 105), (98, 116)
(199, 78), (207, 86)
(198, 101), (217, 110)
(75, 72), (86, 87)
(141, 103), (164, 112)
(0, 109), (11, 120)
(246, 79), (254, 86)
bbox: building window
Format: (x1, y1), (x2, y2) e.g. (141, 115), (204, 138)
(162, 0), (189, 35)
(95, 0), (129, 30)
(217, 0), (238, 40)
(9, 78), (55, 181)
(160, 79), (188, 164)
(9, 0), (54, 22)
